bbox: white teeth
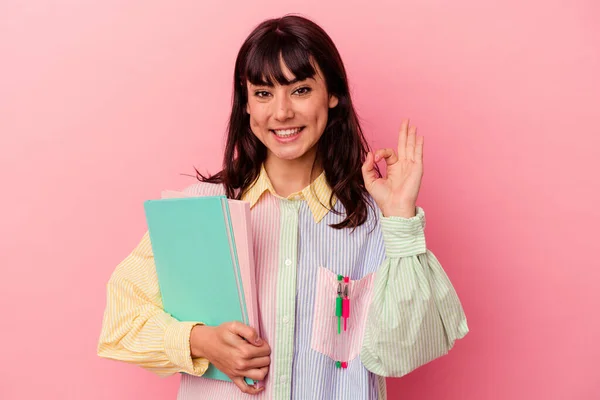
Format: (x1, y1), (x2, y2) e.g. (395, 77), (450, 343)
(273, 127), (302, 137)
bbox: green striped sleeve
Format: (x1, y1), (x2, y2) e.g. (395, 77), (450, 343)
(360, 206), (469, 377)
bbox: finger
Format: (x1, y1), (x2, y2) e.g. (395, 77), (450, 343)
(232, 376), (264, 395)
(415, 135), (424, 164)
(361, 151), (377, 188)
(244, 355), (271, 369)
(253, 342), (271, 357)
(243, 366), (269, 381)
(239, 341), (271, 359)
(228, 321), (262, 346)
(397, 119), (409, 159)
(374, 148), (398, 166)
(407, 125), (417, 161)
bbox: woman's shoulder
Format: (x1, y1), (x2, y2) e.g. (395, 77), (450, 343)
(181, 180), (227, 197)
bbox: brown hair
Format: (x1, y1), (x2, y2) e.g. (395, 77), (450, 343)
(197, 15), (380, 229)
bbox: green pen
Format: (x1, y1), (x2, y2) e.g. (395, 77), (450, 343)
(336, 275), (343, 334)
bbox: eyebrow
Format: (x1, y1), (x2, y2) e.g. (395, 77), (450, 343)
(250, 77), (311, 88)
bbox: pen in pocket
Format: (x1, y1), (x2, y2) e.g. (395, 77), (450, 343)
(336, 275), (351, 334)
(336, 278), (343, 334)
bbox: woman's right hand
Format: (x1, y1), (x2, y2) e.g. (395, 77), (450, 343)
(190, 321), (271, 395)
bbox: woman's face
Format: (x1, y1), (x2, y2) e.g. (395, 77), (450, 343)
(246, 60), (338, 164)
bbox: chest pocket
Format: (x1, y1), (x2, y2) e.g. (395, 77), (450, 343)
(310, 265), (375, 364)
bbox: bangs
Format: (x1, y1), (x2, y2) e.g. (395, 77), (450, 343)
(243, 33), (317, 86)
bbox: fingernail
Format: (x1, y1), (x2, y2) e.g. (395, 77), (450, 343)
(255, 338), (263, 345)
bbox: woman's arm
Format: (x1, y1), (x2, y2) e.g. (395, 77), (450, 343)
(360, 207), (469, 377)
(97, 231), (208, 377)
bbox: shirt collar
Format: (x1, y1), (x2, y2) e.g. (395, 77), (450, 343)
(241, 164), (336, 223)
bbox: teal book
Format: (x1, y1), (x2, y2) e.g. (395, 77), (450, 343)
(143, 195), (254, 384)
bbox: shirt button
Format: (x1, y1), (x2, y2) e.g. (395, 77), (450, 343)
(280, 375), (287, 383)
(284, 259), (292, 266)
(283, 315), (289, 324)
(293, 195), (302, 200)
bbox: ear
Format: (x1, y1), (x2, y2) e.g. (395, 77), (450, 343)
(328, 94), (339, 108)
(246, 102), (250, 114)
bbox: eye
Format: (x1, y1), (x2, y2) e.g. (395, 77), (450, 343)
(294, 86), (312, 95)
(254, 90), (271, 98)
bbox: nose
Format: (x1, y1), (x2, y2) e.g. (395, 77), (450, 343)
(274, 94), (294, 121)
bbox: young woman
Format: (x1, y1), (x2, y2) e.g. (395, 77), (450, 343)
(98, 14), (468, 400)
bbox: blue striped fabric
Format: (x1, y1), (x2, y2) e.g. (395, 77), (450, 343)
(289, 200), (386, 400)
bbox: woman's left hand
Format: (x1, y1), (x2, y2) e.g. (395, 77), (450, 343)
(361, 119), (424, 218)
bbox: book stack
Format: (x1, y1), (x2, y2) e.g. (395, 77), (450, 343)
(144, 192), (260, 386)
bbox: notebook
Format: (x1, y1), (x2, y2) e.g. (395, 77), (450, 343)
(159, 190), (260, 331)
(143, 194), (260, 385)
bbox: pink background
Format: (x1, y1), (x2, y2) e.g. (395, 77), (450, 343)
(1, 1), (599, 399)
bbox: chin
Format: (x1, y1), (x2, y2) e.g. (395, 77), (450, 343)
(265, 142), (307, 160)
(271, 151), (307, 161)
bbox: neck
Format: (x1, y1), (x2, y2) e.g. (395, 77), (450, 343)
(264, 150), (322, 198)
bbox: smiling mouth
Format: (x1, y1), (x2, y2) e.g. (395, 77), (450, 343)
(270, 127), (305, 138)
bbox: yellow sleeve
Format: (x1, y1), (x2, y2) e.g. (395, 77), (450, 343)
(97, 231), (209, 377)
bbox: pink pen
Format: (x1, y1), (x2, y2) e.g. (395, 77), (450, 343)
(342, 277), (350, 331)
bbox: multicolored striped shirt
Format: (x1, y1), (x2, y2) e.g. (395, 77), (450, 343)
(97, 165), (468, 399)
